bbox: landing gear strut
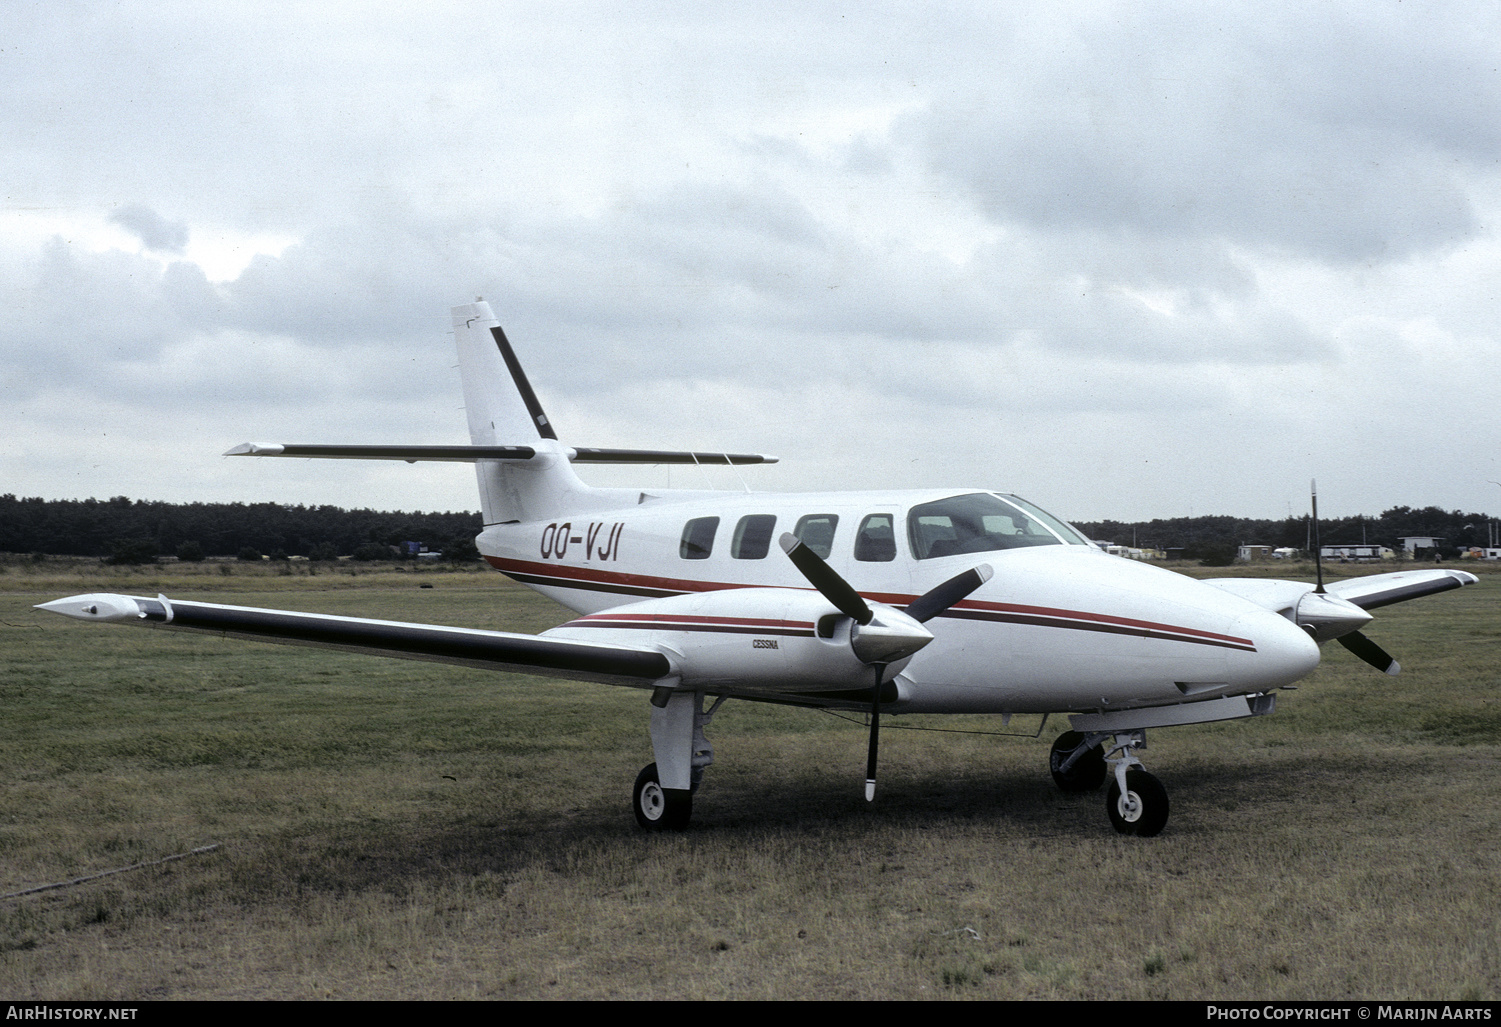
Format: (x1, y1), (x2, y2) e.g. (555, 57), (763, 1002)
(1049, 731), (1107, 792)
(1101, 730), (1168, 837)
(634, 690), (725, 831)
(1050, 728), (1170, 836)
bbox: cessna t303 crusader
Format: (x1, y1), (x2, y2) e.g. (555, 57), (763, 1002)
(40, 301), (1478, 836)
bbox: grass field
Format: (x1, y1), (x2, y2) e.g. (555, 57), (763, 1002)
(1, 557), (1498, 999)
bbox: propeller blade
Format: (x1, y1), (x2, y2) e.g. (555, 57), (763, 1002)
(865, 698), (880, 801)
(779, 533), (873, 624)
(904, 564), (994, 623)
(1338, 631), (1401, 676)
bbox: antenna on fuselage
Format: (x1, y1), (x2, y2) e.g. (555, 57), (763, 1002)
(1311, 479), (1325, 594)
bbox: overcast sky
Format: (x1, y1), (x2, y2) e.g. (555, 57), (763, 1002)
(3, 2), (1498, 523)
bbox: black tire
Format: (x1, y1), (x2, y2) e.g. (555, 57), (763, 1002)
(632, 763), (692, 831)
(1049, 731), (1107, 792)
(1105, 768), (1169, 837)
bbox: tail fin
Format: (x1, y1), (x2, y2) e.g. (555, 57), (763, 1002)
(452, 302), (559, 445)
(452, 302), (595, 524)
(226, 302), (777, 526)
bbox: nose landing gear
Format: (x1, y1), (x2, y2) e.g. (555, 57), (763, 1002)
(1102, 731), (1168, 836)
(1049, 728), (1169, 836)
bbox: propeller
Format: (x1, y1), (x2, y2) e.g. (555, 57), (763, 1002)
(1337, 631), (1400, 675)
(780, 533), (873, 625)
(778, 533), (993, 800)
(1303, 480), (1400, 675)
(906, 564), (994, 623)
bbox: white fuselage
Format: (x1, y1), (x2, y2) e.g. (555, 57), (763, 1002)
(477, 488), (1321, 715)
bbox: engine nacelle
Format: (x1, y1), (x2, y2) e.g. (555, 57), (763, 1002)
(543, 587), (926, 697)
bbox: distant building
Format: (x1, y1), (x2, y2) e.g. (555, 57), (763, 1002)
(1237, 545), (1272, 561)
(1399, 536), (1445, 555)
(1321, 543), (1388, 561)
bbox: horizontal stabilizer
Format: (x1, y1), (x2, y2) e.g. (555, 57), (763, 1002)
(227, 443), (777, 465)
(37, 593), (672, 687)
(572, 448), (778, 465)
(225, 443), (537, 462)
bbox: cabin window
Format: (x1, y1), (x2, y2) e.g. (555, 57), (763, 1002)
(680, 517), (720, 560)
(731, 514), (777, 559)
(854, 514), (897, 562)
(907, 493), (1067, 560)
(793, 514), (839, 559)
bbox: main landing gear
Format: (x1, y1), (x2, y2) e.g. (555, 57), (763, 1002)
(633, 690), (725, 832)
(1050, 729), (1169, 837)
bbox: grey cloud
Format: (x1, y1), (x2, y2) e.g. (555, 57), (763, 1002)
(906, 6), (1498, 263)
(5, 5), (1498, 516)
(0, 241), (194, 377)
(109, 204), (189, 253)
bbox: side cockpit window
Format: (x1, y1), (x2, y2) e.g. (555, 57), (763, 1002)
(680, 517), (720, 560)
(731, 514), (777, 559)
(792, 514), (839, 559)
(854, 514), (897, 562)
(908, 494), (1067, 559)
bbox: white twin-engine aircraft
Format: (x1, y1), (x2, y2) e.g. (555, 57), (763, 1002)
(40, 301), (1478, 836)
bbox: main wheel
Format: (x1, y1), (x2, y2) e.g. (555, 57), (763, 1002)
(633, 763), (692, 831)
(1049, 731), (1107, 792)
(1105, 768), (1169, 837)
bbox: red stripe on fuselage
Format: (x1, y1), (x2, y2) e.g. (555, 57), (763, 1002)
(562, 612), (817, 637)
(486, 555), (1256, 652)
(487, 555), (745, 597)
(578, 612), (812, 628)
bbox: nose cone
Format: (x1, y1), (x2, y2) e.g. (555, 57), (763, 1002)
(851, 607), (934, 664)
(1230, 607), (1321, 691)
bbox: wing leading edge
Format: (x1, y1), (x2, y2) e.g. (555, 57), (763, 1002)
(1325, 568), (1478, 610)
(1205, 568), (1478, 614)
(35, 593), (672, 687)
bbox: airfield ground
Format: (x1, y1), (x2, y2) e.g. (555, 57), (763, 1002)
(1, 557), (1497, 999)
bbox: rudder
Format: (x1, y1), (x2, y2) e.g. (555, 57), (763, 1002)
(451, 301), (594, 525)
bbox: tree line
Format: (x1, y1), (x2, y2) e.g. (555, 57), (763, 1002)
(1073, 505), (1498, 562)
(3, 494), (1494, 567)
(0, 494), (482, 564)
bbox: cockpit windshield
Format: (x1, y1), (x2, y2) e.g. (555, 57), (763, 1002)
(907, 493), (1091, 559)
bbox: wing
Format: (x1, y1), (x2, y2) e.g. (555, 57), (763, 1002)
(1325, 568), (1478, 610)
(1204, 568), (1479, 614)
(35, 593), (672, 688)
(1204, 567), (1478, 676)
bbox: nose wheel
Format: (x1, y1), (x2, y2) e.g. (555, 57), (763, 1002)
(1105, 766), (1168, 837)
(1059, 729), (1169, 837)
